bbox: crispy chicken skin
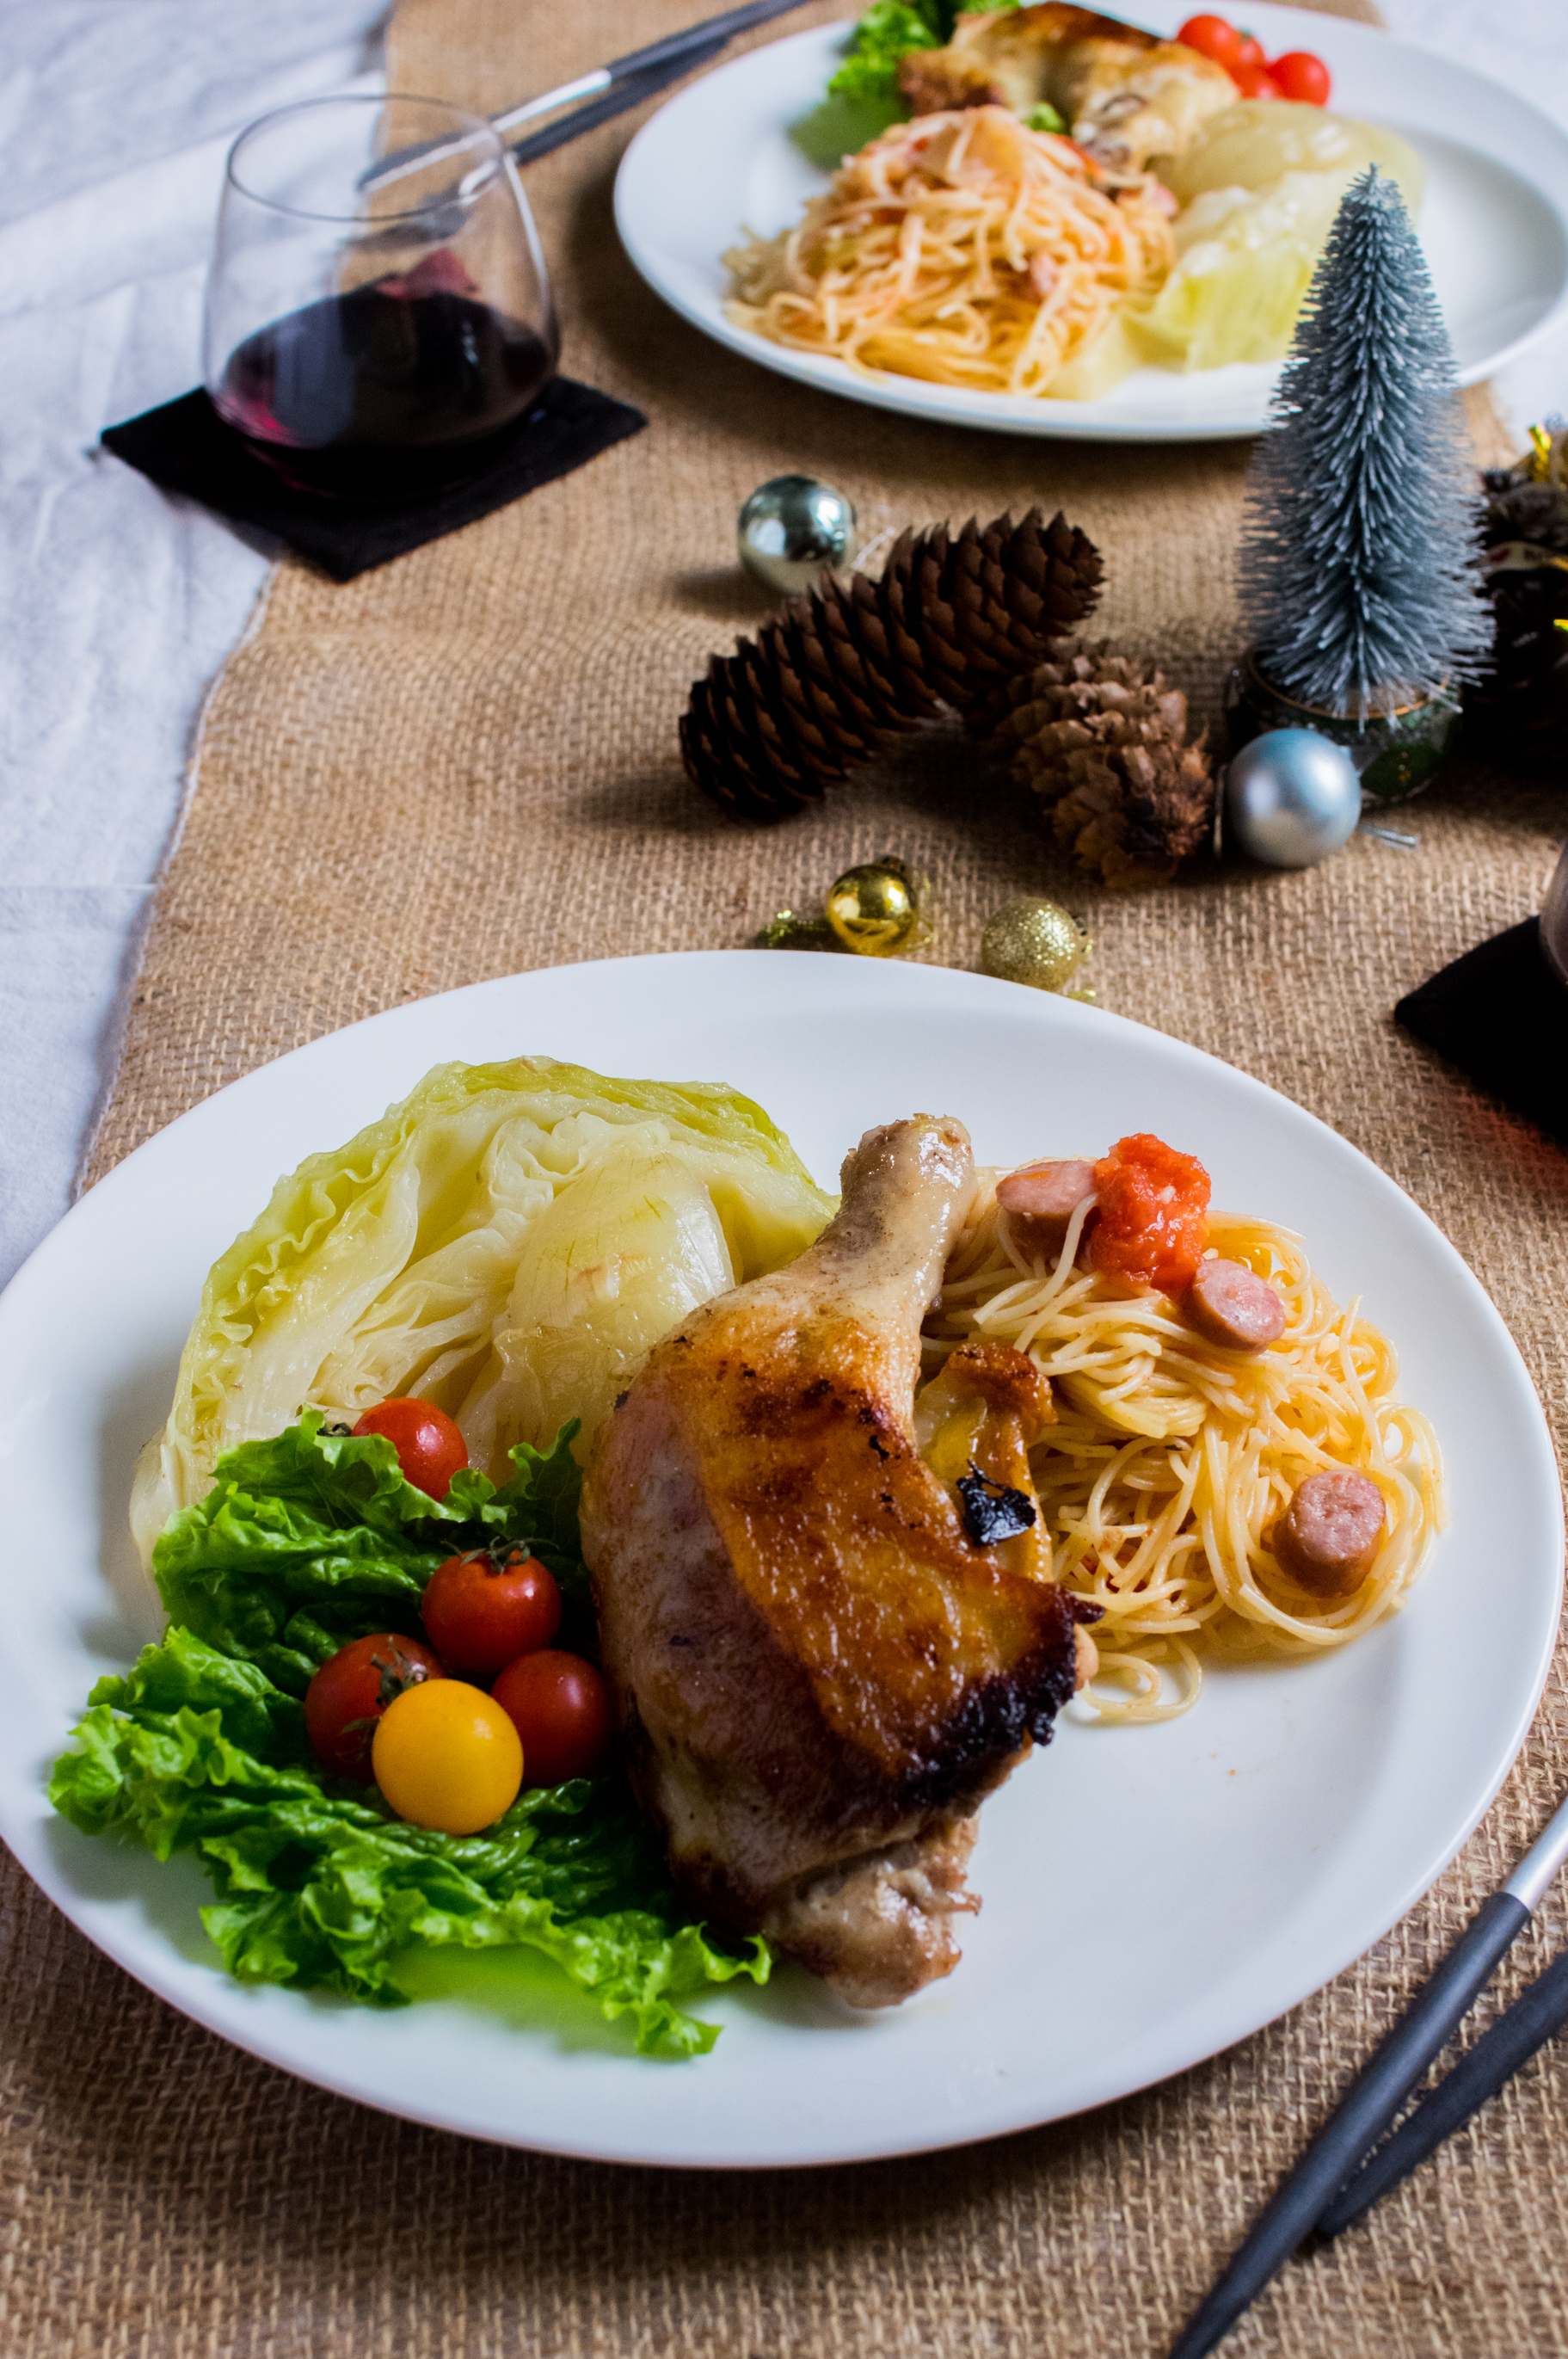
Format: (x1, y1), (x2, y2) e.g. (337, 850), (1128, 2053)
(580, 1116), (1086, 2009)
(899, 3), (1237, 171)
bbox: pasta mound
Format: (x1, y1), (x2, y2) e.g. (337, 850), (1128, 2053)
(724, 107), (1175, 398)
(924, 1177), (1445, 1722)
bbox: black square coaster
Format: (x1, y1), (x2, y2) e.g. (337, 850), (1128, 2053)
(1395, 917), (1568, 1147)
(101, 377), (647, 583)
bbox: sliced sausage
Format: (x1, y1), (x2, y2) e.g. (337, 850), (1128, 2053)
(996, 1158), (1098, 1264)
(1274, 1469), (1386, 1598)
(1187, 1257), (1288, 1352)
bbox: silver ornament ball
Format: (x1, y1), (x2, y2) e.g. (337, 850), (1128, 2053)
(1224, 729), (1362, 868)
(738, 474), (858, 593)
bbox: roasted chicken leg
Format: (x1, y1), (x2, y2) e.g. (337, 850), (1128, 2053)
(580, 1116), (1090, 2009)
(899, 3), (1236, 174)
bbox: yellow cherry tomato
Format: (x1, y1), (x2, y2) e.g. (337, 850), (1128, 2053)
(371, 1678), (523, 1835)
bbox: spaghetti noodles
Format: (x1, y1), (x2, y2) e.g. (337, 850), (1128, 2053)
(724, 107), (1174, 398)
(924, 1174), (1444, 1722)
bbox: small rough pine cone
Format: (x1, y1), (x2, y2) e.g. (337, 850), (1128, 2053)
(1467, 467), (1568, 767)
(680, 508), (1104, 820)
(984, 641), (1216, 890)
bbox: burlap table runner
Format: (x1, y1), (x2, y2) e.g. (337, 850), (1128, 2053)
(8, 3), (1565, 2351)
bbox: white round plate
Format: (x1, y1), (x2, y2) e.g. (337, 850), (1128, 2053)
(0, 953), (1560, 2166)
(614, 3), (1568, 440)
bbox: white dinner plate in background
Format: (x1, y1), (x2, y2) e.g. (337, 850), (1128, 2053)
(614, 3), (1568, 440)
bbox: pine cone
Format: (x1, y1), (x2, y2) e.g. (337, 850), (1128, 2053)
(986, 641), (1215, 889)
(680, 508), (1103, 819)
(1465, 466), (1568, 767)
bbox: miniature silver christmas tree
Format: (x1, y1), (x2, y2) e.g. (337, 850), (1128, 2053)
(1238, 167), (1492, 721)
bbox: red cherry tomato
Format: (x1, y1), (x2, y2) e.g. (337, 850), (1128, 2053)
(351, 1397), (469, 1501)
(1176, 13), (1242, 68)
(421, 1548), (563, 1678)
(304, 1631), (446, 1782)
(1270, 50), (1331, 104)
(1233, 30), (1266, 71)
(1232, 63), (1281, 96)
(491, 1650), (613, 1786)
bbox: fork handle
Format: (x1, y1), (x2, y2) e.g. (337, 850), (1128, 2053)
(602, 0), (812, 85)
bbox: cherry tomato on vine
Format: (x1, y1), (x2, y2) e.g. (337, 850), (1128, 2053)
(304, 1632), (446, 1781)
(1176, 14), (1242, 69)
(491, 1649), (613, 1787)
(1270, 49), (1331, 103)
(351, 1396), (469, 1501)
(372, 1678), (523, 1834)
(421, 1547), (563, 1678)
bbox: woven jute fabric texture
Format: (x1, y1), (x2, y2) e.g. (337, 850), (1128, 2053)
(8, 3), (1566, 2354)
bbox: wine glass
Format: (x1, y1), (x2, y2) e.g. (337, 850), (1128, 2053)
(203, 93), (558, 502)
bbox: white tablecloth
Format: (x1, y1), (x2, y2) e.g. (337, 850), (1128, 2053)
(2, 0), (1564, 1292)
(0, 1), (386, 1290)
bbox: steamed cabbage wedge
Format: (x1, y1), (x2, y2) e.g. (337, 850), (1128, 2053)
(1134, 103), (1426, 373)
(132, 1057), (834, 1570)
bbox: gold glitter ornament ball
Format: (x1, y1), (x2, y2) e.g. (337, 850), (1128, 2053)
(825, 859), (919, 956)
(981, 896), (1088, 992)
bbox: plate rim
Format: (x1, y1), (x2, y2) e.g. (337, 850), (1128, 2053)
(612, 4), (1568, 443)
(2, 949), (1561, 2169)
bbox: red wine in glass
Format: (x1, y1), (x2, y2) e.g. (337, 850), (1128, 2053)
(217, 251), (554, 501)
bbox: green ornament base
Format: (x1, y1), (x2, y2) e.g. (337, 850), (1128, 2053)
(1224, 650), (1460, 806)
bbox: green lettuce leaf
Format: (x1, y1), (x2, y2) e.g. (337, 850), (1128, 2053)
(55, 1413), (769, 2057)
(827, 0), (941, 102)
(151, 1408), (589, 1693)
(50, 1628), (765, 2058)
(794, 0), (1024, 169)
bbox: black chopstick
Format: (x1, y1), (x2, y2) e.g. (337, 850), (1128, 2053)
(1313, 1940), (1568, 2239)
(1168, 1784), (1568, 2359)
(508, 35), (733, 169)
